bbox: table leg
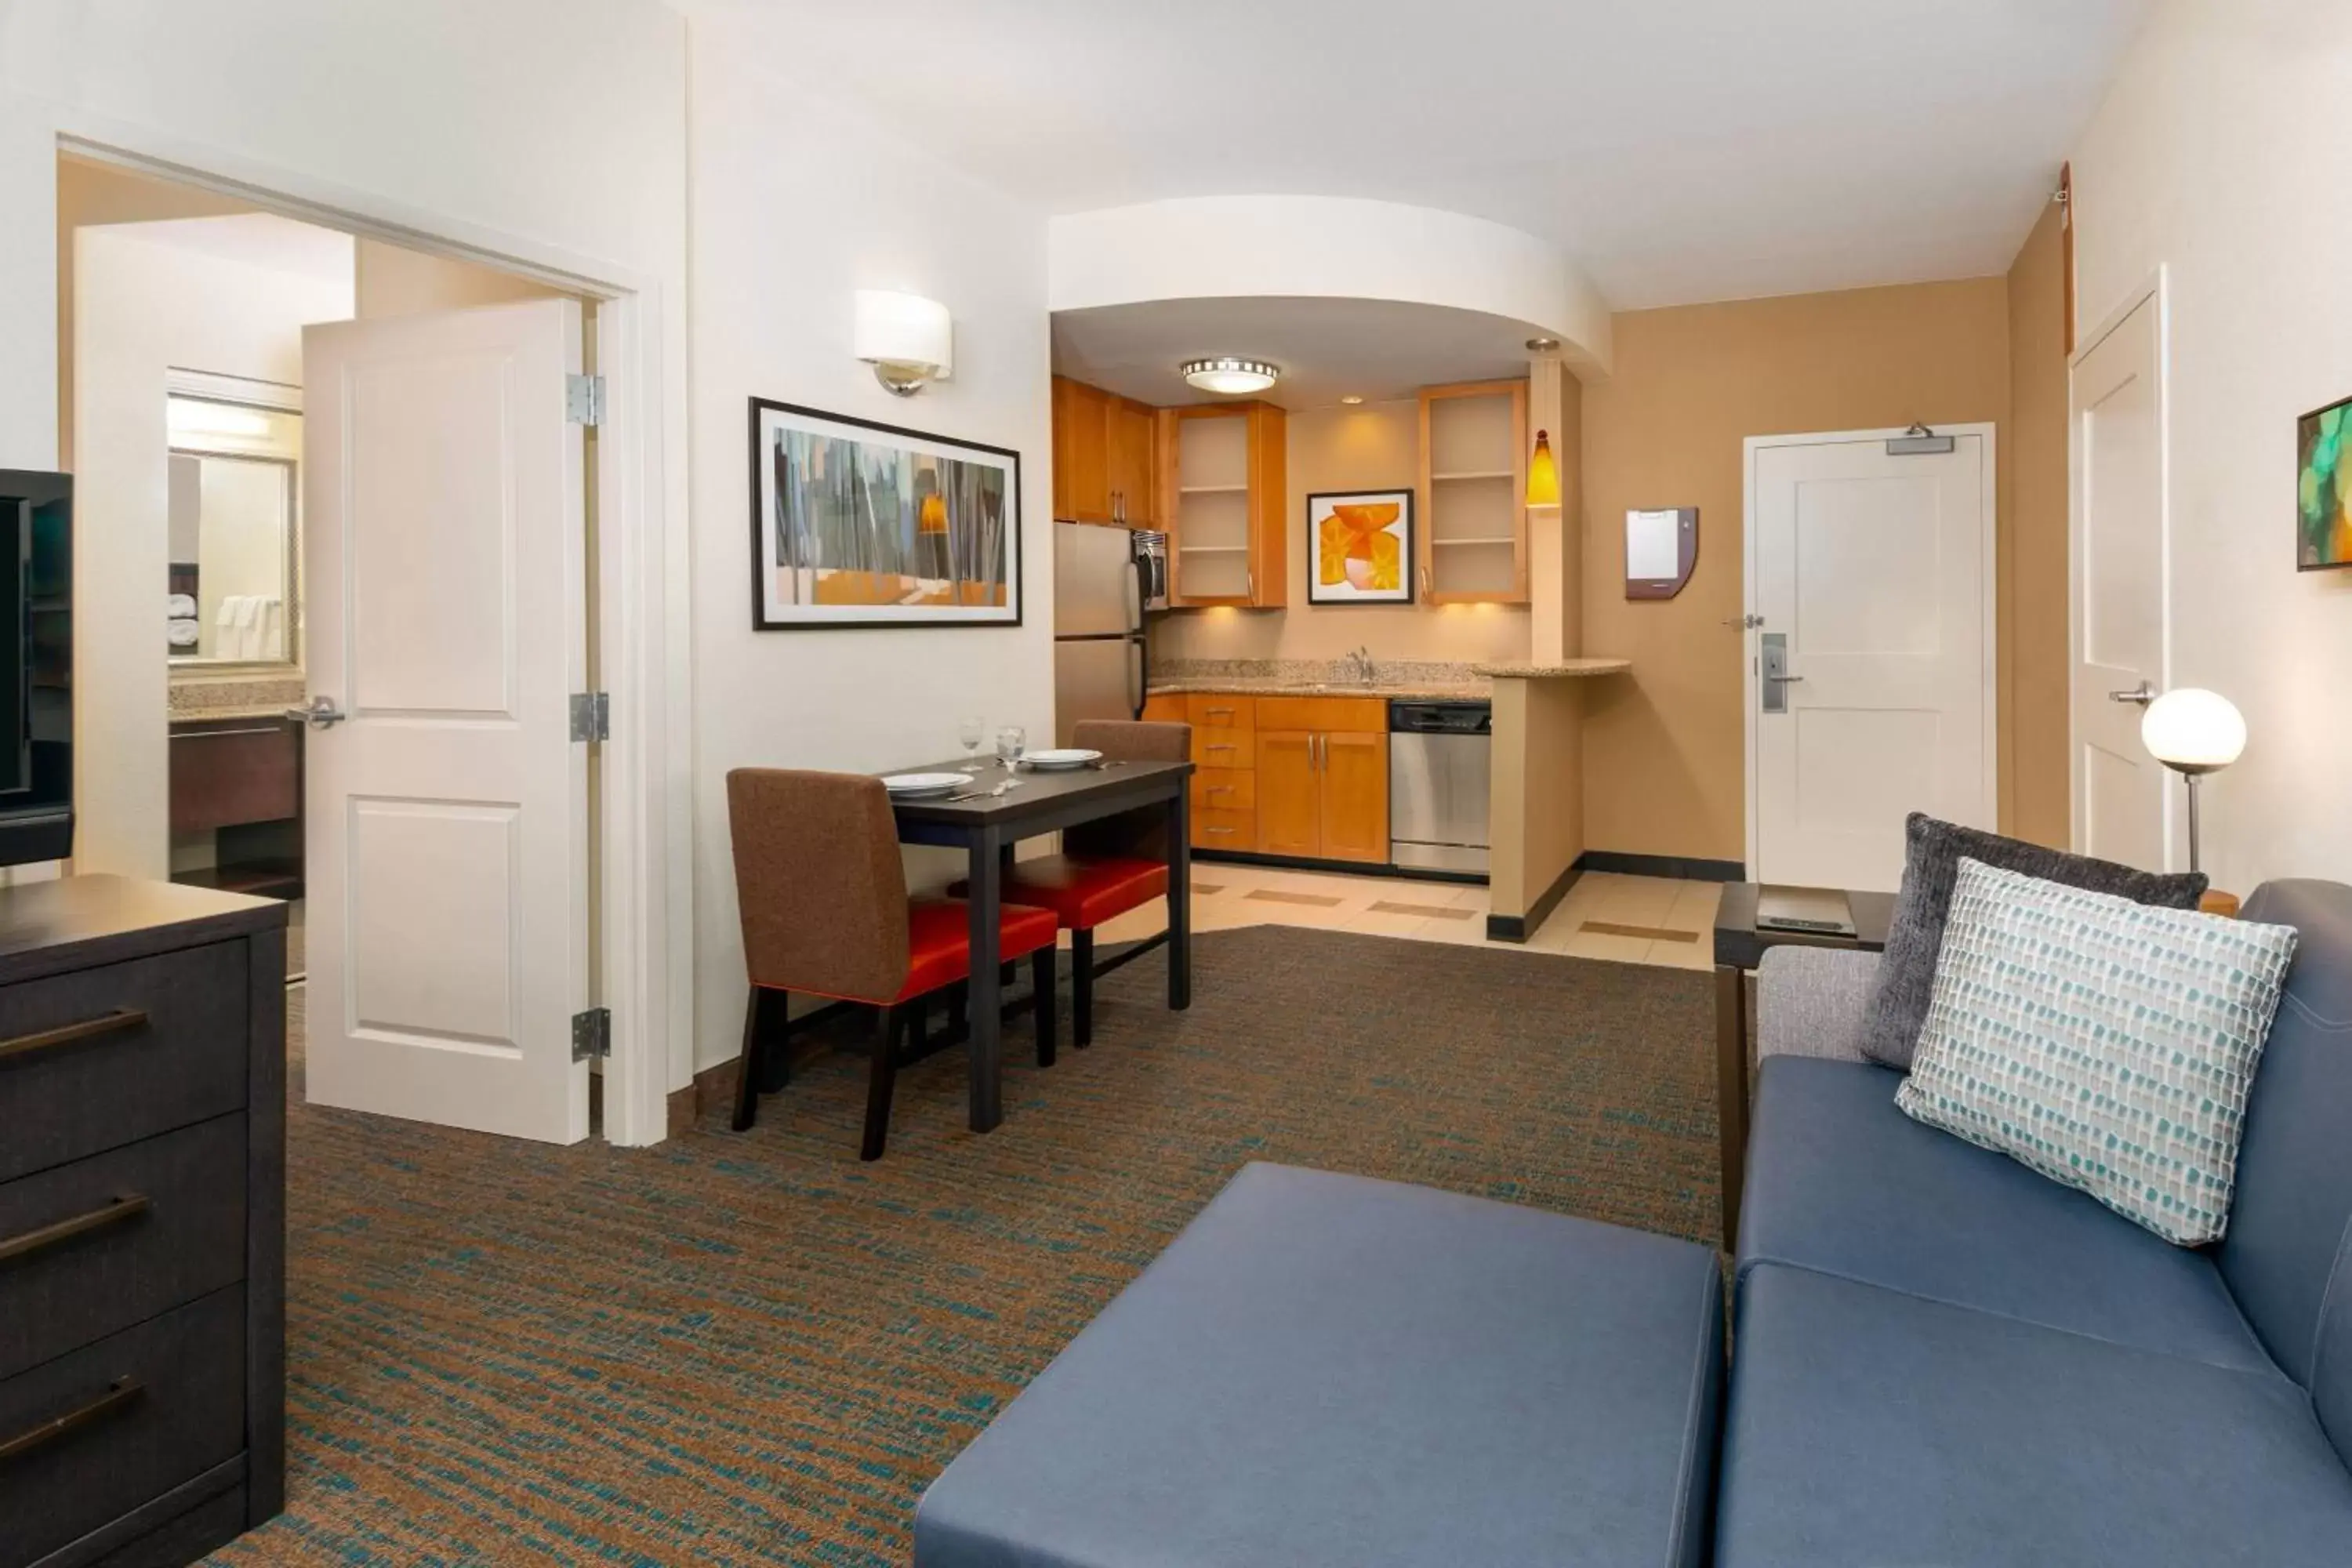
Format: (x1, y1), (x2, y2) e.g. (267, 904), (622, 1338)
(1167, 785), (1191, 1011)
(967, 827), (1004, 1134)
(1714, 963), (1750, 1249)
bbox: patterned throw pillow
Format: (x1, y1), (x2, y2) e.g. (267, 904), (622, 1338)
(1896, 858), (2299, 1246)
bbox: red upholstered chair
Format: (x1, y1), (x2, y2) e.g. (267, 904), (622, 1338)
(727, 768), (1058, 1160)
(977, 719), (1190, 1048)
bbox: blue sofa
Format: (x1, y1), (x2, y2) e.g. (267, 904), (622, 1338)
(1719, 879), (2352, 1565)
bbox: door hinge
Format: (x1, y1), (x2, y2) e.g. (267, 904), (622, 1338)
(566, 373), (605, 426)
(572, 1007), (611, 1062)
(569, 691), (609, 742)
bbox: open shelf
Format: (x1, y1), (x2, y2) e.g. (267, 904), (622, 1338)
(1419, 380), (1528, 604)
(1178, 483), (1250, 495)
(1179, 544), (1249, 553)
(1430, 470), (1514, 482)
(1432, 536), (1516, 546)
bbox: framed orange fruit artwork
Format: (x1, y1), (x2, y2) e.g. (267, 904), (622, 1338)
(1306, 489), (1414, 605)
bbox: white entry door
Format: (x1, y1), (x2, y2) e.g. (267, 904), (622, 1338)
(301, 299), (591, 1143)
(1748, 429), (1995, 891)
(2070, 289), (2167, 869)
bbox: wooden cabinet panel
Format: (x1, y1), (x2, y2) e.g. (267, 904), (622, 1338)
(1191, 768), (1256, 812)
(1191, 807), (1255, 853)
(1185, 693), (1254, 734)
(1140, 694), (1187, 724)
(1052, 376), (1112, 525)
(1192, 730), (1251, 770)
(1318, 731), (1391, 864)
(1109, 397), (1157, 528)
(1254, 731), (1321, 858)
(1163, 401), (1286, 606)
(1253, 695), (1386, 734)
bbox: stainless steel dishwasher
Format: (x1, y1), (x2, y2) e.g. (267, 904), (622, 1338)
(1388, 699), (1491, 875)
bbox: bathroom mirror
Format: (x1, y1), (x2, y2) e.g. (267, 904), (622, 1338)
(167, 389), (303, 672)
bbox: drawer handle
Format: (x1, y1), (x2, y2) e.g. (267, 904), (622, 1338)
(1207, 786), (1232, 797)
(1205, 706), (1236, 717)
(0, 1377), (145, 1466)
(0, 1193), (153, 1265)
(1203, 826), (1238, 836)
(0, 1007), (148, 1065)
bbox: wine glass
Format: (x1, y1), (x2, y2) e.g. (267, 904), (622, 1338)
(995, 724), (1027, 774)
(956, 716), (986, 772)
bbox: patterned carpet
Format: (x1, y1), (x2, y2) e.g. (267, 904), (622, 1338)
(209, 926), (1719, 1566)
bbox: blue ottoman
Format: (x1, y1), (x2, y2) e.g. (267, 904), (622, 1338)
(916, 1163), (1724, 1568)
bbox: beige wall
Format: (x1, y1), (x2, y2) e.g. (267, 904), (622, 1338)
(2004, 202), (2071, 847)
(2067, 0), (2352, 890)
(1489, 677), (1584, 920)
(353, 239), (574, 318)
(1579, 278), (2013, 863)
(1154, 398), (1532, 666)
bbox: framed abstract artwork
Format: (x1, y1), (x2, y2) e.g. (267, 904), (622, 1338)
(2297, 393), (2352, 572)
(748, 398), (1022, 628)
(1306, 488), (1414, 604)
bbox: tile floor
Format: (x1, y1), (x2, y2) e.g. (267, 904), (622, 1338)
(1083, 862), (1721, 971)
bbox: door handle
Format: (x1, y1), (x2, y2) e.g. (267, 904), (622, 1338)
(2107, 681), (2155, 706)
(285, 696), (346, 729)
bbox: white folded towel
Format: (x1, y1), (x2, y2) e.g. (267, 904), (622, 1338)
(167, 592), (196, 619)
(167, 619), (200, 648)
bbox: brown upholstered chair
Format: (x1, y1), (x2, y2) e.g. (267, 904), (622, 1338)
(954, 719), (1190, 1047)
(726, 768), (1059, 1159)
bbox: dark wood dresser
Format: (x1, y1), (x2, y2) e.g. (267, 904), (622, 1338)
(0, 877), (287, 1568)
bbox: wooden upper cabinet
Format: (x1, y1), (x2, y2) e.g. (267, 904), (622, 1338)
(1161, 401), (1287, 608)
(1109, 397), (1158, 528)
(1053, 376), (1113, 525)
(1054, 375), (1160, 528)
(1418, 379), (1529, 604)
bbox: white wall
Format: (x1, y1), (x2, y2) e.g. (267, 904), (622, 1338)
(74, 220), (351, 880)
(687, 35), (1054, 1071)
(2071, 0), (2352, 891)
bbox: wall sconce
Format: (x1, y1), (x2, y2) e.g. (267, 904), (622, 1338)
(1526, 429), (1561, 507)
(855, 289), (953, 397)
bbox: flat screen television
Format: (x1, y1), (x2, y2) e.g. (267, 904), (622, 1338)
(0, 470), (72, 866)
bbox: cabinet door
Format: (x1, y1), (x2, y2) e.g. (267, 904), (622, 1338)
(1255, 731), (1321, 858)
(1053, 377), (1112, 524)
(1318, 731), (1390, 864)
(1109, 398), (1157, 528)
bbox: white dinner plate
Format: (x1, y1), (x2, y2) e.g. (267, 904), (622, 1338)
(881, 772), (968, 798)
(1023, 749), (1103, 771)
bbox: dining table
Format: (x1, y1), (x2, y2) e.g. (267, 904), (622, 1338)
(884, 753), (1196, 1134)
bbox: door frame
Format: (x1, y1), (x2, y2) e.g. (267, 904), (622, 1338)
(2065, 269), (2172, 863)
(53, 116), (683, 1147)
(1740, 423), (2000, 881)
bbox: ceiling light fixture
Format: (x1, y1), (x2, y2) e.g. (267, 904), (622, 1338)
(1181, 357), (1279, 396)
(1525, 336), (1561, 353)
(1339, 394), (1364, 406)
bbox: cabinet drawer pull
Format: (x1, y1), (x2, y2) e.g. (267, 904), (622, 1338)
(0, 1377), (145, 1465)
(0, 1007), (148, 1064)
(0, 1193), (153, 1264)
(1206, 742), (1237, 753)
(1205, 706), (1236, 717)
(1207, 786), (1232, 797)
(1203, 826), (1238, 836)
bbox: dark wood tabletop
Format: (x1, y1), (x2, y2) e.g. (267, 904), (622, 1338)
(886, 757), (1193, 840)
(1712, 883), (1896, 971)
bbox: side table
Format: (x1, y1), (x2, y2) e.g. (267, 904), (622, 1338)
(1712, 884), (1893, 1245)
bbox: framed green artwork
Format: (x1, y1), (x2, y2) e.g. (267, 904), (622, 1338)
(2296, 393), (2352, 571)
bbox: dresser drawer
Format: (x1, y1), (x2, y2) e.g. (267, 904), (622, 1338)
(0, 1287), (245, 1568)
(1191, 768), (1256, 812)
(0, 1116), (246, 1381)
(1192, 808), (1257, 852)
(1190, 731), (1253, 770)
(0, 944), (249, 1185)
(1184, 694), (1254, 733)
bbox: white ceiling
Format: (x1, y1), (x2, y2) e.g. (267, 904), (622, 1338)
(1054, 296), (1550, 410)
(679, 0), (2150, 310)
(111, 213), (354, 285)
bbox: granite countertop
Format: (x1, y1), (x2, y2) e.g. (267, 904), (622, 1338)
(1148, 675), (1491, 701)
(1471, 659), (1633, 679)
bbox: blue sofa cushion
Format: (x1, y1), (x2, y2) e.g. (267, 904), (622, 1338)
(915, 1163), (1724, 1568)
(1740, 1056), (2271, 1371)
(2222, 880), (2352, 1461)
(1717, 1262), (2352, 1567)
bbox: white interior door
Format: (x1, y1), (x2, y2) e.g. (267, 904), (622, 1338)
(2070, 289), (2167, 869)
(1749, 430), (1994, 891)
(302, 299), (590, 1143)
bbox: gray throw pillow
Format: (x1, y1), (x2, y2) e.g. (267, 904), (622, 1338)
(1857, 813), (2208, 1070)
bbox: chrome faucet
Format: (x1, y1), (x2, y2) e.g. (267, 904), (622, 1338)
(1343, 646), (1377, 686)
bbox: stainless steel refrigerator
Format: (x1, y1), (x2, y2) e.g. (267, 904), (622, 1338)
(1053, 524), (1167, 746)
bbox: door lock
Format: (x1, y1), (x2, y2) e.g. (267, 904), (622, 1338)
(1759, 633), (1802, 714)
(284, 696), (347, 729)
(2107, 681), (2155, 706)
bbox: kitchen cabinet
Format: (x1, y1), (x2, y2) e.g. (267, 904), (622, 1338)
(1418, 379), (1529, 604)
(1053, 375), (1158, 528)
(1141, 694), (1187, 724)
(1160, 402), (1287, 607)
(1251, 697), (1389, 865)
